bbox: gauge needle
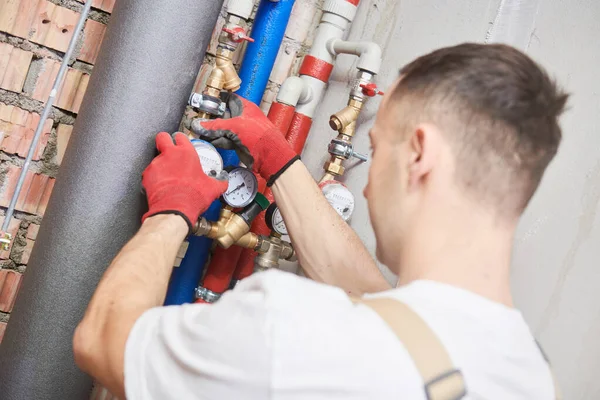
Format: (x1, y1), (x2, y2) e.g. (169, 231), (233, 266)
(230, 182), (246, 193)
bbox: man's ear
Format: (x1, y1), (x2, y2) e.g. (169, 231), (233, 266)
(407, 123), (441, 189)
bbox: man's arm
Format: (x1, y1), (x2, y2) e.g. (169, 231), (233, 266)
(74, 132), (227, 398)
(272, 161), (390, 295)
(195, 95), (390, 294)
(73, 214), (188, 398)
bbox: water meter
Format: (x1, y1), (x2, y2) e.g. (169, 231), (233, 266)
(319, 180), (355, 221)
(191, 139), (223, 177)
(265, 203), (288, 236)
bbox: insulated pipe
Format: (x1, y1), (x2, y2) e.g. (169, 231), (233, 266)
(201, 0), (295, 296)
(237, 0), (295, 104)
(285, 0), (357, 154)
(0, 1), (224, 398)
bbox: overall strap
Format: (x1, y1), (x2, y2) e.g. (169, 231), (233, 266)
(354, 297), (466, 400)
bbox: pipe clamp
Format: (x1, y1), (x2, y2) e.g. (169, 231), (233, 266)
(195, 286), (222, 303)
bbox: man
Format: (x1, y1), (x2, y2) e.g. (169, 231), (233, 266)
(73, 43), (567, 399)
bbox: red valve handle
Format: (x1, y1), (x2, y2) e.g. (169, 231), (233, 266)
(360, 83), (384, 97)
(223, 27), (254, 43)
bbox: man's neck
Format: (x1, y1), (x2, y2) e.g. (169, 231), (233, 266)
(395, 208), (516, 307)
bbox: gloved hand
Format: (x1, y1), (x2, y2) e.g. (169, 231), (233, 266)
(190, 93), (299, 186)
(142, 132), (228, 233)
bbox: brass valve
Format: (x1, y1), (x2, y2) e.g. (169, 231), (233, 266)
(216, 47), (241, 92)
(194, 207), (259, 250)
(329, 98), (363, 136)
(254, 235), (296, 272)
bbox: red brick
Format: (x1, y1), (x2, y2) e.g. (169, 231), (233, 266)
(42, 5), (79, 53)
(22, 173), (48, 214)
(0, 165), (54, 216)
(36, 177), (54, 216)
(75, 0), (114, 13)
(70, 72), (89, 113)
(55, 123), (72, 165)
(0, 42), (33, 93)
(0, 0), (22, 34)
(0, 103), (14, 121)
(30, 58), (60, 100)
(26, 223), (39, 240)
(14, 168), (34, 211)
(30, 58), (89, 113)
(78, 19), (106, 64)
(0, 322), (6, 344)
(0, 269), (23, 312)
(0, 216), (21, 260)
(0, 104), (52, 161)
(1, 0), (81, 53)
(20, 238), (34, 264)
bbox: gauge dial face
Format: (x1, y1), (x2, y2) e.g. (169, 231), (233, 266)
(223, 167), (258, 208)
(321, 181), (355, 221)
(271, 206), (288, 236)
(192, 140), (223, 176)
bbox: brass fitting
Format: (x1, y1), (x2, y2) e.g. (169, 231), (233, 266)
(216, 47), (241, 92)
(329, 98), (363, 136)
(254, 235), (296, 272)
(323, 156), (345, 177)
(194, 207), (255, 249)
(204, 67), (225, 98)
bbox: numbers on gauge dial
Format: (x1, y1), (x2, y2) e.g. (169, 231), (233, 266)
(223, 167), (258, 208)
(192, 140), (223, 176)
(321, 181), (355, 221)
(271, 206), (288, 235)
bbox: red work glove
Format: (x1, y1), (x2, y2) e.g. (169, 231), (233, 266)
(142, 132), (228, 233)
(190, 93), (298, 186)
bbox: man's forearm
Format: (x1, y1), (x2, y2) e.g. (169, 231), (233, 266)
(272, 161), (390, 295)
(74, 214), (188, 397)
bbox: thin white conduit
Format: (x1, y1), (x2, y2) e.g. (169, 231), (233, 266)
(485, 0), (544, 51)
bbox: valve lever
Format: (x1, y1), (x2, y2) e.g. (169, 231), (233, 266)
(223, 27), (254, 43)
(360, 83), (384, 97)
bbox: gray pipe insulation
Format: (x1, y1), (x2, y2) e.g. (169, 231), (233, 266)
(0, 0), (224, 398)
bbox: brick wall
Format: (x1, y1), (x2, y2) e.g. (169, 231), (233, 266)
(0, 0), (112, 341)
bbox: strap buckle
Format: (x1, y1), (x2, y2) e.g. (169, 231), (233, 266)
(424, 369), (466, 400)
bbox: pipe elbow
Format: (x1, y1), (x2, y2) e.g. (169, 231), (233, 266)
(327, 39), (382, 75)
(216, 48), (242, 92)
(277, 76), (312, 106)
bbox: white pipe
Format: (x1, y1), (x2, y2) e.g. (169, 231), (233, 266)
(327, 39), (382, 74)
(226, 0), (254, 19)
(276, 76), (312, 106)
(294, 0), (357, 118)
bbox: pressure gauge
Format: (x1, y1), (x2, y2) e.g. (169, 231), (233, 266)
(265, 203), (288, 236)
(192, 139), (223, 177)
(319, 180), (355, 221)
(222, 167), (258, 208)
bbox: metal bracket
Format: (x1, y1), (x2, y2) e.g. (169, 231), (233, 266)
(328, 138), (368, 162)
(189, 92), (226, 117)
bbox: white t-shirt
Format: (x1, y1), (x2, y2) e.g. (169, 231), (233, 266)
(125, 269), (554, 399)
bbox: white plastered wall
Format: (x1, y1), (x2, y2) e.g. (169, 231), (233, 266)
(299, 0), (600, 397)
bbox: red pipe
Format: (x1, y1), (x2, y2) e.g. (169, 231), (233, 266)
(268, 102), (296, 134)
(285, 112), (313, 155)
(195, 245), (244, 303)
(298, 55), (334, 83)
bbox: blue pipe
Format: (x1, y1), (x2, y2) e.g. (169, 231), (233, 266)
(238, 0), (295, 105)
(164, 149), (239, 305)
(165, 0), (295, 305)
